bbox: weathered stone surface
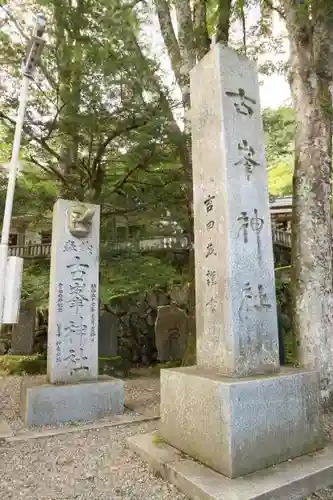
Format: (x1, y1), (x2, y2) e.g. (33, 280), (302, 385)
(47, 199), (100, 384)
(169, 284), (189, 307)
(155, 302), (188, 362)
(20, 376), (124, 426)
(128, 433), (333, 500)
(160, 367), (323, 478)
(98, 311), (118, 357)
(11, 308), (35, 355)
(191, 44), (279, 376)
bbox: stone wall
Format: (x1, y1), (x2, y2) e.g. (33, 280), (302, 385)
(0, 285), (190, 365)
(1, 275), (290, 367)
(100, 285), (189, 365)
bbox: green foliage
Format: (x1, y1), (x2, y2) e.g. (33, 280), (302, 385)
(0, 354), (47, 375)
(263, 107), (295, 196)
(21, 262), (50, 308)
(99, 254), (180, 303)
(267, 161), (293, 196)
(0, 0), (191, 302)
(98, 356), (131, 377)
(0, 2), (297, 306)
(263, 107), (295, 165)
(20, 252), (180, 307)
(151, 434), (165, 445)
(147, 360), (182, 376)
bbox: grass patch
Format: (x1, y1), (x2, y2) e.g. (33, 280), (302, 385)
(0, 355), (132, 377)
(0, 354), (46, 375)
(99, 356), (132, 377)
(152, 433), (165, 445)
(147, 360), (182, 376)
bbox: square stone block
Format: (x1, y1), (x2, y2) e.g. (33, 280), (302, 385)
(160, 366), (323, 478)
(20, 376), (124, 426)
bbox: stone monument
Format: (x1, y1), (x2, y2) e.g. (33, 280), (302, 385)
(128, 45), (333, 499)
(20, 199), (124, 426)
(10, 308), (35, 355)
(155, 302), (188, 362)
(99, 310), (119, 357)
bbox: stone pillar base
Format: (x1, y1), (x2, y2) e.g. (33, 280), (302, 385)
(20, 376), (124, 426)
(128, 433), (333, 500)
(160, 366), (323, 478)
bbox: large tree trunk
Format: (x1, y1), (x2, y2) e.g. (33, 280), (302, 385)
(54, 0), (84, 200)
(283, 0), (333, 402)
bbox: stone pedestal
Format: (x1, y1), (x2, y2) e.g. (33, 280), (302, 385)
(160, 367), (322, 478)
(20, 376), (124, 426)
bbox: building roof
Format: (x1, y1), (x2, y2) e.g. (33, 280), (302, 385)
(269, 196), (292, 215)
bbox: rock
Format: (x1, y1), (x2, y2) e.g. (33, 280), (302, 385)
(146, 291), (159, 309)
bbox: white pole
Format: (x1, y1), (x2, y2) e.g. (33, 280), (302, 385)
(0, 76), (29, 324)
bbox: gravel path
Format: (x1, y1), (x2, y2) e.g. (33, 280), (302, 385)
(0, 421), (188, 500)
(124, 376), (160, 417)
(1, 373), (333, 499)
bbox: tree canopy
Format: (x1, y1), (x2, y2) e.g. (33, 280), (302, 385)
(0, 0), (299, 306)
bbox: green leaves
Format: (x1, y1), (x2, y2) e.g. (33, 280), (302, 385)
(263, 106), (295, 196)
(99, 254), (179, 303)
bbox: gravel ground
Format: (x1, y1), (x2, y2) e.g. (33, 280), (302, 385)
(1, 373), (333, 499)
(0, 421), (188, 500)
(124, 376), (160, 417)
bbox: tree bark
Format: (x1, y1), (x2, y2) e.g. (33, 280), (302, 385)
(193, 0), (211, 60)
(282, 0), (333, 402)
(215, 0), (232, 45)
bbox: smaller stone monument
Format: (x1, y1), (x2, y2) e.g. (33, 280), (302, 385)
(155, 302), (188, 361)
(20, 199), (124, 426)
(98, 311), (119, 357)
(10, 308), (36, 355)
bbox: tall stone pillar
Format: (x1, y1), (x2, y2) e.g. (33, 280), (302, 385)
(128, 47), (326, 498)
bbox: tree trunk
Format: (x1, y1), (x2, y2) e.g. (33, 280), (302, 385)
(215, 0), (232, 44)
(283, 0), (333, 403)
(54, 0), (84, 200)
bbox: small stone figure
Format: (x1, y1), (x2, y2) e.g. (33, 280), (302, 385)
(68, 203), (95, 238)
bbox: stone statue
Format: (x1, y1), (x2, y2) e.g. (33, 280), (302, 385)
(68, 203), (95, 238)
